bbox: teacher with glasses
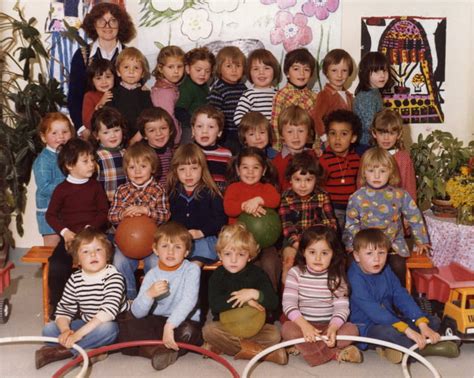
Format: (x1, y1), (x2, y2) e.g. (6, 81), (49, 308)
(67, 2), (136, 132)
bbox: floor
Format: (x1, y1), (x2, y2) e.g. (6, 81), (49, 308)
(0, 249), (473, 378)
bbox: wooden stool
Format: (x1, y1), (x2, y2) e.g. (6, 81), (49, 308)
(405, 252), (434, 294)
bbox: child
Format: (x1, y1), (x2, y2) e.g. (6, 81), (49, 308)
(238, 111), (278, 159)
(272, 105), (316, 191)
(353, 51), (391, 147)
(108, 47), (153, 145)
(343, 147), (430, 285)
(207, 46), (247, 154)
(175, 47), (215, 143)
(36, 228), (128, 369)
(167, 143), (227, 266)
(318, 109), (361, 230)
(191, 105), (232, 193)
(311, 49), (354, 144)
(224, 147), (281, 289)
(233, 48), (279, 126)
(118, 222), (202, 371)
(81, 59), (115, 139)
(46, 139), (109, 315)
(33, 112), (74, 247)
(151, 46), (185, 144)
(348, 228), (459, 364)
(108, 143), (170, 299)
(271, 48), (318, 150)
(281, 226), (361, 366)
(202, 223), (287, 365)
(137, 107), (177, 187)
(90, 106), (127, 203)
(279, 152), (338, 283)
(371, 109), (417, 200)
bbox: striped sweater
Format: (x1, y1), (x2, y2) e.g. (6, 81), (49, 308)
(196, 142), (232, 193)
(55, 265), (128, 323)
(283, 266), (349, 329)
(233, 87), (277, 126)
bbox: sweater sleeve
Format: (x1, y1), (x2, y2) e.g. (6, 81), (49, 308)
(208, 269), (235, 314)
(148, 184), (171, 225)
(330, 281), (350, 329)
(46, 185), (67, 233)
(255, 266), (279, 311)
(131, 270), (158, 318)
(82, 91), (98, 130)
(67, 48), (87, 130)
(223, 183), (244, 218)
(389, 266), (425, 321)
(108, 185), (127, 226)
(401, 190), (430, 245)
(94, 270), (127, 322)
(395, 151), (417, 201)
(278, 194), (299, 245)
(55, 275), (79, 319)
(233, 91), (252, 126)
(342, 192), (361, 250)
(151, 85), (175, 117)
(201, 193), (227, 237)
(33, 154), (62, 201)
(261, 184), (281, 208)
(207, 85), (224, 111)
(89, 182), (109, 230)
(282, 267), (302, 320)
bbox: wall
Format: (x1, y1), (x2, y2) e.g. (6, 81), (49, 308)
(2, 0), (473, 247)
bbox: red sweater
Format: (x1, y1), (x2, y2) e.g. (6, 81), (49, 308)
(82, 91), (103, 130)
(46, 179), (109, 233)
(223, 181), (281, 224)
(394, 150), (417, 201)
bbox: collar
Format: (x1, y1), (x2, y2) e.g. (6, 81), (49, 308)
(131, 177), (153, 189)
(324, 146), (355, 159)
(154, 77), (178, 89)
(287, 81), (307, 90)
(120, 81), (142, 90)
(89, 40), (122, 60)
(46, 145), (58, 153)
(325, 82), (348, 94)
(150, 144), (168, 154)
(159, 260), (183, 271)
(388, 148), (398, 155)
(67, 175), (89, 184)
(99, 145), (123, 152)
(194, 141), (218, 151)
(81, 265), (108, 280)
(306, 265), (328, 275)
(366, 183), (390, 190)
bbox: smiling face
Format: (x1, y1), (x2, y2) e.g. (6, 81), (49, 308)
(96, 123), (123, 149)
(219, 246), (250, 274)
(281, 123), (308, 154)
(354, 244), (388, 275)
(41, 120), (73, 150)
(326, 60), (350, 91)
(77, 238), (108, 274)
(237, 156), (265, 186)
(126, 158), (153, 186)
(144, 119), (171, 148)
(244, 125), (269, 150)
(303, 239), (333, 273)
(159, 56), (185, 84)
(186, 60), (212, 85)
(287, 62), (311, 87)
(220, 58), (244, 84)
(327, 122), (357, 157)
(92, 69), (115, 92)
(95, 12), (119, 43)
(250, 59), (274, 89)
(177, 163), (202, 192)
(67, 152), (96, 179)
(153, 236), (189, 267)
(117, 57), (143, 86)
(364, 164), (391, 189)
(192, 113), (221, 147)
(290, 170), (316, 197)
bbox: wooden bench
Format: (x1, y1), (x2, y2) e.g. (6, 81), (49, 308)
(405, 252), (434, 294)
(22, 246), (221, 323)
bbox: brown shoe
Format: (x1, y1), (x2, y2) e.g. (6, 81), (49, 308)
(151, 349), (178, 371)
(35, 345), (73, 369)
(335, 345), (363, 363)
(202, 341), (223, 358)
(234, 340), (288, 365)
(376, 347), (403, 364)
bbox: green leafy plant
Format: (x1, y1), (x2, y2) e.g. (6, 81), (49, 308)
(0, 3), (66, 249)
(410, 130), (474, 208)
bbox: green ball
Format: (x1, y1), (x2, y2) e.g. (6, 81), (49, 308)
(238, 208), (282, 249)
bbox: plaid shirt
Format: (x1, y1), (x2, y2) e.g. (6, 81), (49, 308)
(108, 178), (170, 226)
(271, 83), (317, 150)
(96, 147), (126, 203)
(279, 188), (337, 245)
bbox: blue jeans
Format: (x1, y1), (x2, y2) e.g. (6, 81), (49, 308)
(113, 246), (158, 299)
(366, 314), (441, 349)
(188, 236), (218, 264)
(42, 319), (119, 355)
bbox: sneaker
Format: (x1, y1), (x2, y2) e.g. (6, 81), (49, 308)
(151, 350), (178, 371)
(376, 347), (403, 364)
(335, 345), (363, 363)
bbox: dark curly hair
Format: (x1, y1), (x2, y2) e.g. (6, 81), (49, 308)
(82, 3), (136, 43)
(284, 151), (324, 188)
(58, 138), (95, 175)
(323, 109), (362, 143)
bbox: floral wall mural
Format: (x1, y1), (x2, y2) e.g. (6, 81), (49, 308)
(46, 0), (342, 92)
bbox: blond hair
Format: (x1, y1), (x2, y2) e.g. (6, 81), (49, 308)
(277, 105), (314, 139)
(123, 143), (159, 175)
(116, 47), (150, 82)
(216, 223), (260, 259)
(69, 228), (113, 265)
(358, 147), (400, 187)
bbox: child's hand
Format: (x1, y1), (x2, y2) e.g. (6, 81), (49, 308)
(163, 323), (179, 350)
(122, 205), (149, 218)
(63, 331), (83, 349)
(96, 90), (113, 109)
(227, 288), (259, 308)
(324, 324), (338, 347)
(80, 128), (91, 141)
(128, 132), (143, 146)
(414, 243), (431, 256)
(405, 328), (427, 349)
(147, 280), (169, 298)
(58, 329), (74, 347)
(241, 197), (265, 216)
(63, 230), (76, 251)
(300, 321), (322, 343)
(246, 299), (265, 312)
(188, 229), (204, 239)
(418, 323), (441, 345)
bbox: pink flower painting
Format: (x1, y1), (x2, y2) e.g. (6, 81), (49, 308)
(302, 0), (339, 20)
(270, 11), (312, 51)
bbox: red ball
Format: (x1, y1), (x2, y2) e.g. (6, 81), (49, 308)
(115, 216), (158, 259)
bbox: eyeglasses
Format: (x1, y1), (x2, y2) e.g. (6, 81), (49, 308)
(96, 18), (119, 28)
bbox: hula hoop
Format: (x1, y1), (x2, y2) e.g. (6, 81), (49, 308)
(54, 340), (239, 378)
(0, 336), (89, 378)
(242, 335), (440, 378)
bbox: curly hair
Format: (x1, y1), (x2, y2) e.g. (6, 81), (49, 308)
(82, 2), (136, 43)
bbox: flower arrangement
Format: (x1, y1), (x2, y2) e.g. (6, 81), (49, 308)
(446, 169), (474, 225)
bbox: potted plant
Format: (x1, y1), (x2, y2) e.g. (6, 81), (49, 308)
(410, 130), (474, 213)
(0, 4), (66, 258)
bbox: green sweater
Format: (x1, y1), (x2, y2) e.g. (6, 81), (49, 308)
(208, 264), (278, 320)
(175, 75), (209, 129)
